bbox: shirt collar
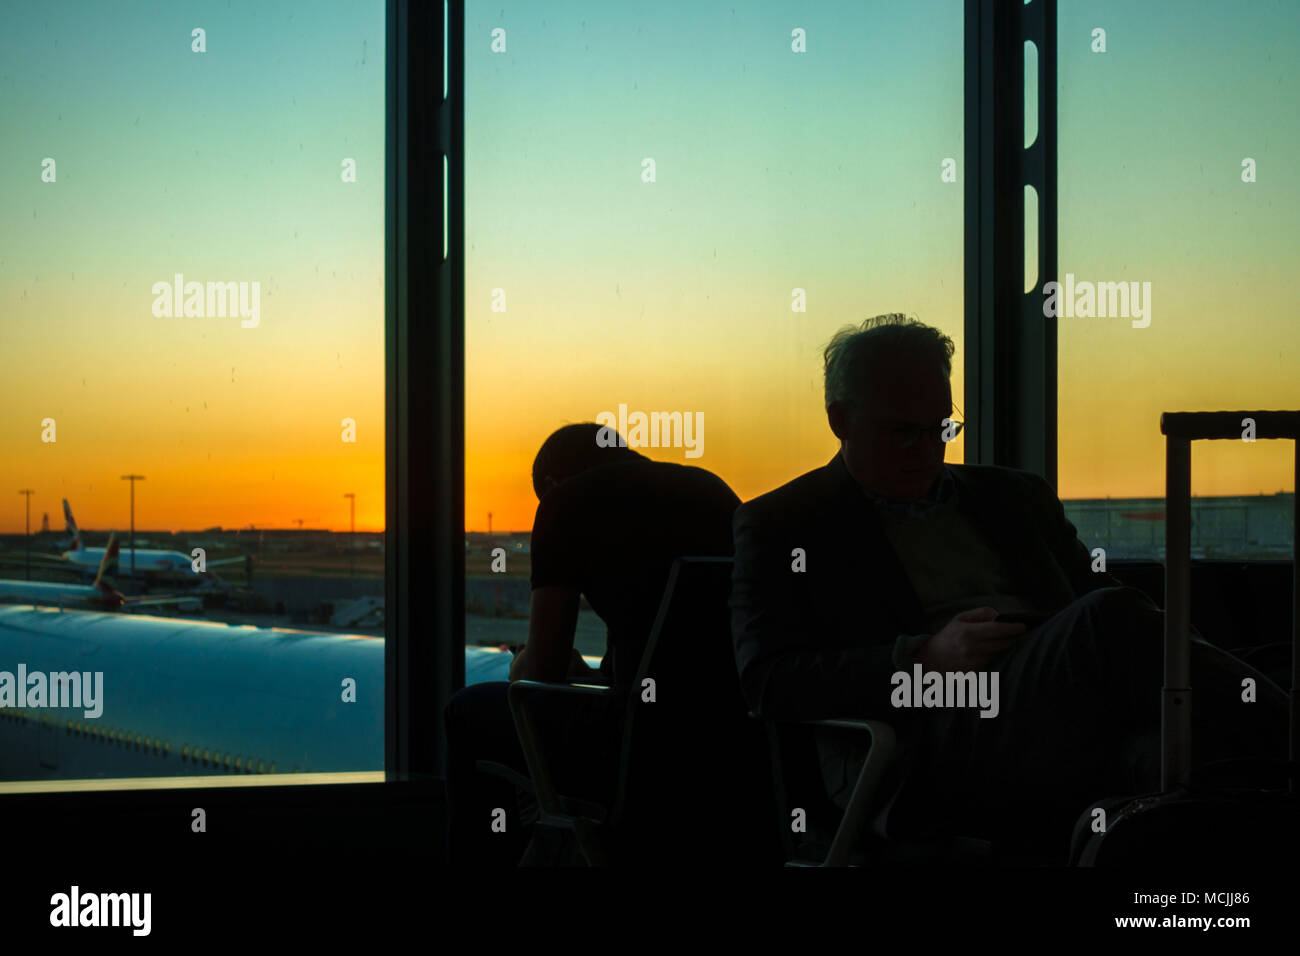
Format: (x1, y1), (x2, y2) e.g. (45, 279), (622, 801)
(861, 465), (955, 518)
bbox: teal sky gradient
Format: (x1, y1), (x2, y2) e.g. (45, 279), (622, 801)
(3, 1), (1294, 536)
(1057, 0), (1300, 500)
(1, 0), (386, 534)
(465, 0), (967, 529)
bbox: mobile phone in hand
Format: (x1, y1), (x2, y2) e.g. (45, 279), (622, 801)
(994, 611), (1050, 628)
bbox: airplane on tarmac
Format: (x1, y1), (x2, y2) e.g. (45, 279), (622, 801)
(24, 500), (247, 582)
(0, 534), (203, 613)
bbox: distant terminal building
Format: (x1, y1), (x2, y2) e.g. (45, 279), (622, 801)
(1064, 492), (1294, 561)
(465, 531), (530, 556)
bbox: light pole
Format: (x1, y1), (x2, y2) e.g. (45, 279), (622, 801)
(121, 474), (145, 584)
(343, 493), (355, 577)
(18, 489), (34, 580)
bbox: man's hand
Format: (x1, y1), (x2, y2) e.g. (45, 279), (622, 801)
(566, 648), (597, 681)
(915, 606), (1027, 671)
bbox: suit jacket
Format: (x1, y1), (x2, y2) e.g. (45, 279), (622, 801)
(730, 452), (1122, 722)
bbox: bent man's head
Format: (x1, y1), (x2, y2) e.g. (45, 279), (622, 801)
(532, 422), (643, 499)
(823, 314), (957, 501)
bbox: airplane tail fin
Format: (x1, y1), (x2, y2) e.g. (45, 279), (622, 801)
(92, 533), (120, 591)
(93, 535), (125, 609)
(63, 498), (82, 551)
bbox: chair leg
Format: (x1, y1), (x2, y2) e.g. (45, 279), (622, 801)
(573, 819), (606, 866)
(823, 722), (897, 867)
(765, 723), (803, 863)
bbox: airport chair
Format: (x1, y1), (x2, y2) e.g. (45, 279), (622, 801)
(758, 716), (1003, 866)
(759, 716), (897, 866)
(487, 556), (777, 866)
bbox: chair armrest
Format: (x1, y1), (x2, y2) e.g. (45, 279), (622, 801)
(508, 681), (619, 825)
(478, 683), (609, 791)
(749, 713), (899, 866)
(474, 759), (535, 793)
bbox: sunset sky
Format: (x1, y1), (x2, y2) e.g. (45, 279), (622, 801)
(2, 1), (1295, 535)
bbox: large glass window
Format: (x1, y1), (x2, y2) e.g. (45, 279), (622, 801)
(1057, 0), (1298, 560)
(0, 0), (386, 787)
(465, 0), (966, 656)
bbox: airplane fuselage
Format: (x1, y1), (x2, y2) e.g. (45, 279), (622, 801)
(62, 548), (199, 577)
(0, 606), (515, 782)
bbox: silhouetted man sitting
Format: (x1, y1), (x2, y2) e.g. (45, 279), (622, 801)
(730, 314), (1287, 857)
(445, 423), (740, 866)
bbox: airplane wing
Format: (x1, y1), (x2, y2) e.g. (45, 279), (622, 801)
(202, 555), (250, 568)
(4, 552), (73, 564)
(121, 595), (204, 612)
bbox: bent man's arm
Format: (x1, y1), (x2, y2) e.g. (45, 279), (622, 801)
(509, 586), (580, 683)
(731, 505), (900, 722)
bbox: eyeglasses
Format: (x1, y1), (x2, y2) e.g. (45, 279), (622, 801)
(870, 416), (965, 449)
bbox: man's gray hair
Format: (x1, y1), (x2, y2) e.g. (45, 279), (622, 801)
(823, 314), (955, 415)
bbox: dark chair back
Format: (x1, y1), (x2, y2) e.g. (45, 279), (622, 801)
(609, 557), (780, 863)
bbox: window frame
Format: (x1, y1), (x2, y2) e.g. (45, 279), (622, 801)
(3, 0), (1099, 835)
(385, 0), (465, 782)
(964, 0), (1058, 482)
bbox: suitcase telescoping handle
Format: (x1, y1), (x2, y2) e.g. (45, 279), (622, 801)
(1159, 411), (1300, 793)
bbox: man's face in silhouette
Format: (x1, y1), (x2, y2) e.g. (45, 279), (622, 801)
(828, 353), (952, 501)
